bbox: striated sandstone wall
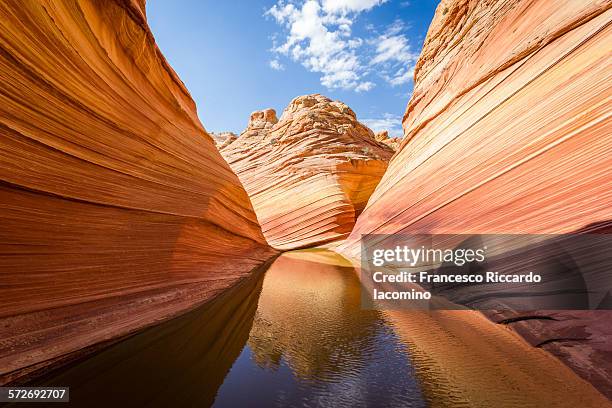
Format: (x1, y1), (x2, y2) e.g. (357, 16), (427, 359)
(222, 94), (394, 250)
(0, 0), (276, 383)
(341, 0), (612, 259)
(338, 0), (612, 398)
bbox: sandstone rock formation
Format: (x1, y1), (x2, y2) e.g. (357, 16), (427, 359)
(374, 130), (400, 150)
(341, 0), (612, 256)
(222, 94), (394, 250)
(210, 131), (238, 150)
(0, 0), (276, 384)
(339, 0), (612, 397)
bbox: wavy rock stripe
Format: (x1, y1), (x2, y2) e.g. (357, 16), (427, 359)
(341, 0), (612, 260)
(222, 95), (394, 250)
(0, 0), (276, 383)
(337, 0), (612, 398)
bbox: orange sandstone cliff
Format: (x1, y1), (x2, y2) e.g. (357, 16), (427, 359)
(341, 0), (612, 259)
(221, 94), (394, 250)
(338, 0), (612, 397)
(0, 0), (276, 383)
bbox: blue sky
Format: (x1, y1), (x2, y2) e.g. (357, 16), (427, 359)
(148, 0), (438, 137)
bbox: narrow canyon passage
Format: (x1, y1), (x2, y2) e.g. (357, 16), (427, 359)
(18, 251), (610, 408)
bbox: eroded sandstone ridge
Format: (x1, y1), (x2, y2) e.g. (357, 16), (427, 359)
(210, 131), (238, 150)
(341, 0), (612, 254)
(0, 0), (276, 383)
(374, 130), (400, 151)
(222, 94), (394, 250)
(339, 0), (612, 397)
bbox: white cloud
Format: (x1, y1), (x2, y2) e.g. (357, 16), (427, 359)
(266, 0), (373, 91)
(370, 21), (418, 86)
(322, 0), (387, 14)
(384, 66), (414, 86)
(372, 33), (412, 64)
(355, 81), (375, 92)
(266, 1), (416, 91)
(361, 113), (403, 137)
(269, 59), (285, 70)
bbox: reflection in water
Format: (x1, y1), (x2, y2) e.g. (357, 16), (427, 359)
(23, 262), (268, 407)
(25, 251), (424, 408)
(21, 250), (606, 407)
(213, 250), (425, 407)
(384, 309), (612, 407)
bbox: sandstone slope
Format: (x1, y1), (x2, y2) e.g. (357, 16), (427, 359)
(0, 0), (276, 383)
(222, 94), (394, 250)
(338, 0), (612, 397)
(341, 0), (612, 257)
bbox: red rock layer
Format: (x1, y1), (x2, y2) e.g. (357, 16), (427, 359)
(222, 94), (394, 250)
(341, 0), (612, 259)
(0, 0), (276, 383)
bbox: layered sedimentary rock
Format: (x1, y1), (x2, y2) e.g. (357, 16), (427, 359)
(374, 130), (400, 151)
(222, 94), (394, 250)
(341, 0), (612, 255)
(210, 131), (238, 150)
(0, 0), (276, 383)
(32, 263), (270, 407)
(339, 0), (612, 397)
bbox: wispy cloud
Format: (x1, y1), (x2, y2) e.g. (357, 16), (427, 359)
(269, 59), (285, 70)
(266, 0), (416, 92)
(266, 0), (371, 90)
(355, 81), (375, 92)
(321, 0), (387, 14)
(361, 113), (403, 137)
(370, 20), (418, 86)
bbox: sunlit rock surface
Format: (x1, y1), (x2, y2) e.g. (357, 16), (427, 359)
(339, 0), (612, 397)
(210, 131), (238, 150)
(341, 0), (612, 257)
(374, 130), (400, 151)
(0, 0), (276, 383)
(222, 94), (394, 250)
